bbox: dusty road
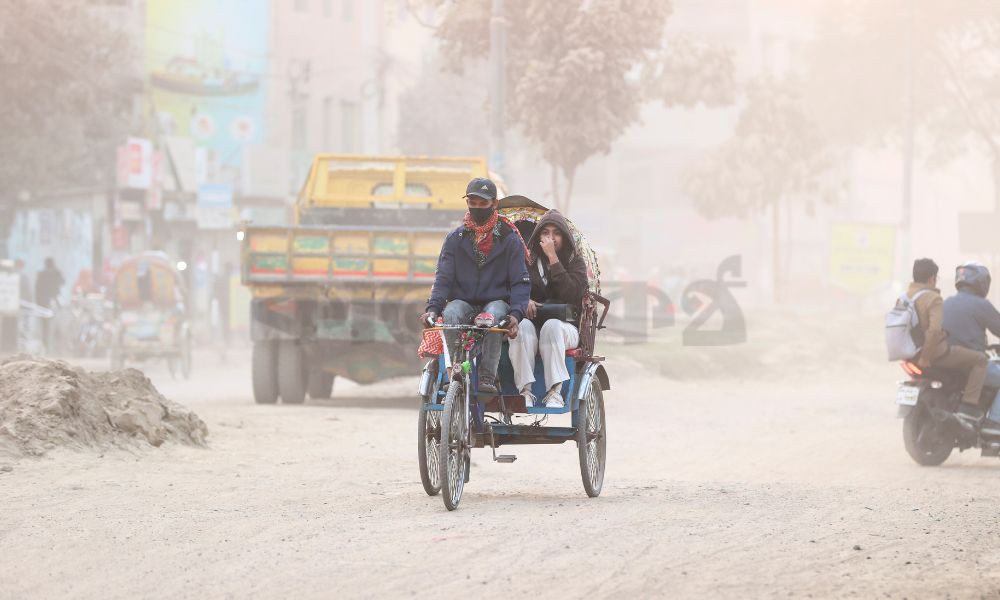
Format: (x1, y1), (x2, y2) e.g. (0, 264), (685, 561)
(2, 354), (1000, 599)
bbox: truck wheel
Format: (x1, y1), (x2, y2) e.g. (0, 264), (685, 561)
(278, 341), (307, 404)
(308, 370), (335, 399)
(252, 340), (279, 405)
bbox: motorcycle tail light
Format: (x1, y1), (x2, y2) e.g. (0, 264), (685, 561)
(900, 361), (923, 376)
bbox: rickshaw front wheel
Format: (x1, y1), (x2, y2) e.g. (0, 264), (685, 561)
(440, 378), (468, 511)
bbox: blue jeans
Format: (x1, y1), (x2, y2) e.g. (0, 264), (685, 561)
(987, 361), (1000, 421)
(442, 299), (509, 381)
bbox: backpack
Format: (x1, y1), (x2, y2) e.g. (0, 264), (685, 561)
(885, 289), (931, 361)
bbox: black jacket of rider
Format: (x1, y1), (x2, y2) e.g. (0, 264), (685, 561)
(942, 288), (1000, 352)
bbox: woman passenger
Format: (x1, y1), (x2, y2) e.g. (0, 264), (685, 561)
(508, 210), (588, 408)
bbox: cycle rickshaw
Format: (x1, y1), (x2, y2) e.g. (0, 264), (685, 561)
(416, 196), (611, 510)
(109, 252), (192, 379)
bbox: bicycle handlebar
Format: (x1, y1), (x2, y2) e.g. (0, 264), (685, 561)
(425, 325), (512, 334)
(423, 315), (512, 331)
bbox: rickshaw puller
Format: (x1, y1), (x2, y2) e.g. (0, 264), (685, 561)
(421, 177), (530, 394)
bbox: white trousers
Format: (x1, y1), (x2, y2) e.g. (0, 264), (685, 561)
(509, 319), (580, 392)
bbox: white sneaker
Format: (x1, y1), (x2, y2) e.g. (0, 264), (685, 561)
(543, 389), (564, 408)
(521, 387), (536, 408)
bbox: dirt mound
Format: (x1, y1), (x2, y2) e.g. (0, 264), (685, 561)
(0, 355), (208, 457)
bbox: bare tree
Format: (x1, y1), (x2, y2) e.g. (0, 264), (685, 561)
(806, 1), (1000, 205)
(425, 0), (734, 214)
(684, 78), (840, 301)
(0, 0), (138, 196)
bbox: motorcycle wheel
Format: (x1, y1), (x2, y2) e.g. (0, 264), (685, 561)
(903, 404), (953, 466)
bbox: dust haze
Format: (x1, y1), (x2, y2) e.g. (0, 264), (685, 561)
(2, 1), (1000, 598)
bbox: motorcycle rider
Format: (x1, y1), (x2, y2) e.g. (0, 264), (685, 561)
(942, 262), (1000, 434)
(908, 258), (988, 429)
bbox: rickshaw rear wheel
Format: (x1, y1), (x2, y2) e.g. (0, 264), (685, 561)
(278, 340), (307, 404)
(577, 380), (607, 498)
(418, 374), (442, 496)
(440, 378), (468, 511)
(252, 340), (279, 404)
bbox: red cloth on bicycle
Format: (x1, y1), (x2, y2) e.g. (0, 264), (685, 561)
(418, 328), (444, 357)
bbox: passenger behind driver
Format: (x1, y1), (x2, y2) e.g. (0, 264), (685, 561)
(909, 258), (988, 430)
(943, 262), (1000, 434)
(507, 210), (588, 408)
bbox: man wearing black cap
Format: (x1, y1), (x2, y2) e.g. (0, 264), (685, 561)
(422, 177), (531, 394)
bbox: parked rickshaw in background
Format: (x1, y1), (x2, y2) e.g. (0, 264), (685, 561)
(109, 252), (192, 378)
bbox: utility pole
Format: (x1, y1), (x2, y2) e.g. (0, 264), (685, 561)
(489, 0), (506, 179)
(901, 0), (915, 281)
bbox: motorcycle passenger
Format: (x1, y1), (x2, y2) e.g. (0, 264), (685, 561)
(421, 178), (531, 394)
(507, 210), (588, 408)
(943, 262), (1000, 433)
(909, 258), (989, 429)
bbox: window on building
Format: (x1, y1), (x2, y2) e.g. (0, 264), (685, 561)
(340, 100), (359, 153)
(294, 0), (308, 12)
(342, 0), (354, 22)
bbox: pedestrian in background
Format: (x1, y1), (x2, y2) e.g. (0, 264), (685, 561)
(34, 257), (64, 352)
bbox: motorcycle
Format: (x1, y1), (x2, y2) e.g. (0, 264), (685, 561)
(896, 345), (1000, 465)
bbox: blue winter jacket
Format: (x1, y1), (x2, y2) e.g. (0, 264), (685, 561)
(942, 288), (1000, 352)
(426, 221), (531, 321)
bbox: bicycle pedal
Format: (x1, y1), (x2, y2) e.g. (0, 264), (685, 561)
(494, 455), (517, 463)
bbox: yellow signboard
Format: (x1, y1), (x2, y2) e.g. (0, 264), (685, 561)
(829, 223), (896, 294)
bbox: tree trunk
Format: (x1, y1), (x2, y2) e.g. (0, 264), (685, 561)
(772, 197), (781, 304)
(562, 167), (577, 216)
(550, 164), (562, 212)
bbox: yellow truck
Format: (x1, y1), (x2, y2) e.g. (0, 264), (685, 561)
(240, 155), (498, 404)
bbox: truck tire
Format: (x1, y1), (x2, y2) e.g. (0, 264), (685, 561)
(278, 340), (307, 404)
(308, 370), (335, 399)
(252, 340), (279, 404)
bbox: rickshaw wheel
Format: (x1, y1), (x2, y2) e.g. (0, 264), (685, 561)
(577, 380), (607, 498)
(440, 378), (468, 511)
(418, 375), (442, 496)
(252, 340), (279, 404)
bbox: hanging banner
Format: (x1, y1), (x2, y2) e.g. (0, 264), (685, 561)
(145, 0), (269, 170)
